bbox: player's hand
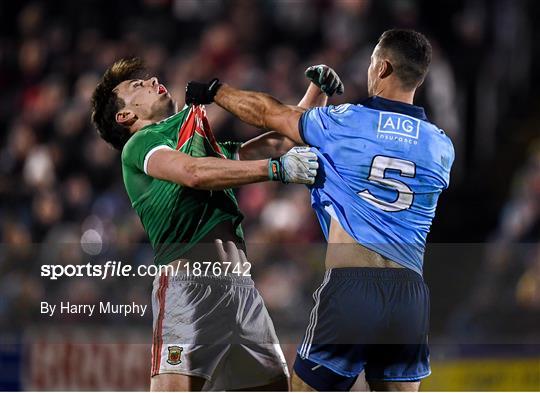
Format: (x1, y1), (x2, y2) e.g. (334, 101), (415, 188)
(269, 146), (318, 185)
(214, 239), (248, 265)
(305, 64), (344, 97)
(185, 78), (222, 105)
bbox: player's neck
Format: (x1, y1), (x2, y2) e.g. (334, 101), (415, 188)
(376, 91), (415, 105)
(131, 116), (166, 133)
(374, 86), (415, 105)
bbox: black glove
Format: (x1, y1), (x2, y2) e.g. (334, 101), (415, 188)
(305, 64), (344, 97)
(185, 78), (222, 105)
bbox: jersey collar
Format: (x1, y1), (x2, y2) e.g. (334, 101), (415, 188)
(361, 96), (428, 121)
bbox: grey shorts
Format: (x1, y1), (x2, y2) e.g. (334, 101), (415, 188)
(151, 273), (289, 391)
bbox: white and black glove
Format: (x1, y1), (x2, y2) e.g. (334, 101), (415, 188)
(269, 146), (318, 185)
(305, 64), (344, 97)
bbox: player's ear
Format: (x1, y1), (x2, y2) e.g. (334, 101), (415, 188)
(379, 60), (393, 79)
(115, 110), (137, 127)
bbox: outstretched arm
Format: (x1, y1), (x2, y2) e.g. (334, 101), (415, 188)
(147, 149), (269, 189)
(214, 84), (306, 144)
(186, 65), (343, 153)
(239, 81), (328, 160)
(145, 146), (318, 190)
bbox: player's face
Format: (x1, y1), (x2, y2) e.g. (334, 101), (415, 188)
(114, 77), (177, 123)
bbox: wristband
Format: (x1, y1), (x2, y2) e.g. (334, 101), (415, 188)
(268, 158), (285, 183)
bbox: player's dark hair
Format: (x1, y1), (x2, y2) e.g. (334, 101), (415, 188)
(91, 57), (146, 150)
(377, 29), (432, 90)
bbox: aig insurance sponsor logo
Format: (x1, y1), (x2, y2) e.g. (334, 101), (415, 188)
(377, 112), (420, 144)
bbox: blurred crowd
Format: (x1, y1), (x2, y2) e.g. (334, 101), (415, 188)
(449, 146), (540, 341)
(0, 0), (538, 348)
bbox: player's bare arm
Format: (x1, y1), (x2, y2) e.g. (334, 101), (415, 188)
(146, 149), (267, 189)
(238, 83), (323, 160)
(238, 131), (296, 161)
(297, 83), (328, 110)
(221, 87), (305, 143)
(186, 65), (343, 146)
(186, 83), (304, 144)
(145, 144), (318, 189)
(238, 65), (342, 160)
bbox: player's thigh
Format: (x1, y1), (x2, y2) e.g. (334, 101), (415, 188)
(291, 370), (317, 392)
(150, 373), (206, 391)
(292, 369), (371, 392)
(232, 375), (289, 391)
(220, 342), (289, 390)
(368, 380), (420, 392)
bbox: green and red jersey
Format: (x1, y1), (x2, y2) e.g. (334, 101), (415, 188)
(121, 105), (244, 265)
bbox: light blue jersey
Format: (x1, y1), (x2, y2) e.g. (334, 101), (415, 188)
(300, 96), (454, 274)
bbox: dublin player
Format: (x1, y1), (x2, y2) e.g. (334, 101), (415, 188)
(91, 58), (343, 391)
(186, 29), (454, 391)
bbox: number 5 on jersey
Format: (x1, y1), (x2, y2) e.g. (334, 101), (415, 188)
(358, 155), (416, 212)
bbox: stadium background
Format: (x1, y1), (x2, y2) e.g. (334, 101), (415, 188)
(0, 0), (539, 390)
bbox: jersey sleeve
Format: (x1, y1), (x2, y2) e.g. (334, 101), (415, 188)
(121, 130), (173, 174)
(217, 141), (242, 160)
(299, 104), (355, 149)
(442, 137), (455, 189)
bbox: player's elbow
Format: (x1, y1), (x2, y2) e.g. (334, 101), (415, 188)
(180, 168), (204, 189)
(166, 154), (198, 188)
(186, 173), (206, 189)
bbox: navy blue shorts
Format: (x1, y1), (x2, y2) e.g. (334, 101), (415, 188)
(295, 268), (430, 390)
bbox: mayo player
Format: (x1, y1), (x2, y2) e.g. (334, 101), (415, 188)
(91, 58), (343, 391)
(186, 29), (454, 391)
